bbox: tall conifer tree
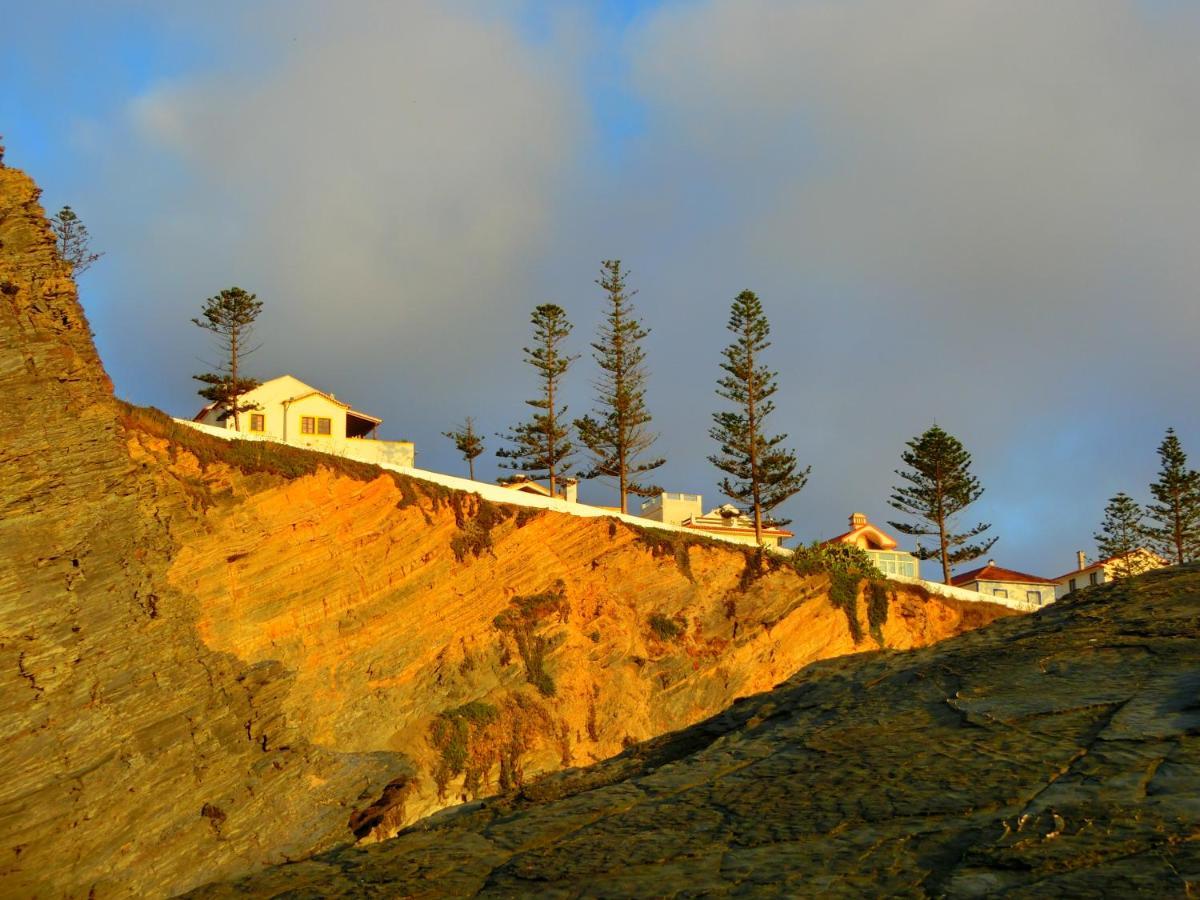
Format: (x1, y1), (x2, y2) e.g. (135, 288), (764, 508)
(497, 304), (578, 496)
(1094, 492), (1147, 579)
(1145, 428), (1200, 565)
(888, 425), (997, 585)
(575, 260), (664, 514)
(443, 418), (485, 481)
(708, 290), (809, 546)
(192, 287), (263, 430)
(50, 205), (103, 275)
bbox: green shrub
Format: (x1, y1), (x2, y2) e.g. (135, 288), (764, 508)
(428, 701), (499, 799)
(451, 521), (492, 562)
(790, 542), (883, 644)
(493, 582), (569, 697)
(867, 581), (891, 644)
(515, 507), (542, 528)
(649, 613), (685, 642)
(737, 547), (785, 592)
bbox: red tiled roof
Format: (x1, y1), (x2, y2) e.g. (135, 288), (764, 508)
(192, 402), (216, 422)
(952, 562), (1056, 586)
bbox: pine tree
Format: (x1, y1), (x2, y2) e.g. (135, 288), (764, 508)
(497, 304), (578, 496)
(50, 206), (103, 275)
(708, 290), (809, 546)
(192, 287), (263, 430)
(443, 418), (485, 481)
(574, 260), (665, 514)
(1145, 428), (1200, 565)
(1094, 492), (1147, 579)
(888, 425), (997, 585)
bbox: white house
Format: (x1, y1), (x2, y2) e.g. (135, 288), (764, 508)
(192, 374), (415, 467)
(1053, 548), (1167, 595)
(952, 560), (1057, 608)
(823, 512), (921, 579)
(640, 492), (793, 548)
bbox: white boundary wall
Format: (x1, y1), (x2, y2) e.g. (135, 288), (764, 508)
(888, 575), (1045, 613)
(173, 418), (1026, 612)
(175, 419), (713, 539)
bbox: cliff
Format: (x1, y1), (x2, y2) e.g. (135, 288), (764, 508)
(193, 564), (1200, 897)
(0, 161), (1011, 897)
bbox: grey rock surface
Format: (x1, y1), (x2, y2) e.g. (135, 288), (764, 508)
(192, 564), (1200, 897)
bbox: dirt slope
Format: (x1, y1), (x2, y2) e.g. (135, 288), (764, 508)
(0, 160), (1011, 897)
(192, 564), (1200, 897)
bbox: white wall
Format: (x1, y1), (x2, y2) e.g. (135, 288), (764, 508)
(640, 492), (704, 525)
(889, 575), (1047, 613)
(182, 417), (413, 468)
(279, 392), (349, 444)
(954, 578), (1055, 610)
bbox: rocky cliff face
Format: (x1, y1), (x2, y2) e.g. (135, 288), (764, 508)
(192, 564), (1200, 897)
(0, 162), (1011, 897)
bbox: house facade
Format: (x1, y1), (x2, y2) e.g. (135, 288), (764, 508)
(823, 512), (921, 579)
(640, 492), (793, 548)
(952, 560), (1057, 608)
(193, 375), (415, 467)
(1053, 548), (1166, 595)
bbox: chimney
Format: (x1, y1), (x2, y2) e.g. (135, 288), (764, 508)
(849, 512), (868, 529)
(1077, 550), (1087, 571)
(564, 479), (578, 504)
(988, 559), (996, 567)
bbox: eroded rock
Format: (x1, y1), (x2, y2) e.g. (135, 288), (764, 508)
(191, 565), (1200, 897)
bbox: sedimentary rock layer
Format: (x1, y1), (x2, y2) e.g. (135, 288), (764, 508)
(0, 161), (1010, 897)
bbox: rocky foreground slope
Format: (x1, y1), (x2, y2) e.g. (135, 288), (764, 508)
(194, 564), (1200, 897)
(1, 160), (1010, 897)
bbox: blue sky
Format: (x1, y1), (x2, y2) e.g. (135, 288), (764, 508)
(3, 1), (1198, 576)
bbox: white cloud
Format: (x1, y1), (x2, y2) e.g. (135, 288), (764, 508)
(58, 0), (1200, 574)
(102, 1), (586, 429)
(613, 0), (1200, 569)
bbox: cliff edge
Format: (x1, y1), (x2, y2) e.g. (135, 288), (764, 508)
(0, 162), (1013, 897)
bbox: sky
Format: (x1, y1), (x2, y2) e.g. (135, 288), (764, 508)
(3, 0), (1197, 577)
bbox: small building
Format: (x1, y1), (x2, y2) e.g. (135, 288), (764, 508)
(192, 374), (414, 467)
(1053, 549), (1167, 595)
(640, 492), (793, 548)
(952, 560), (1057, 608)
(823, 512), (921, 579)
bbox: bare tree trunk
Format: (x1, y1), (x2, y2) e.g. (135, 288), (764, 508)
(746, 345), (763, 547)
(618, 444), (628, 515)
(547, 373), (557, 499)
(230, 327), (241, 431)
(935, 465), (951, 585)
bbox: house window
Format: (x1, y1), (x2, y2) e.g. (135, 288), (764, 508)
(1089, 572), (1098, 586)
(992, 588), (1008, 598)
(1026, 590), (1042, 605)
(300, 416), (315, 435)
(1068, 578), (1077, 593)
(249, 413), (265, 433)
(317, 417), (332, 435)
